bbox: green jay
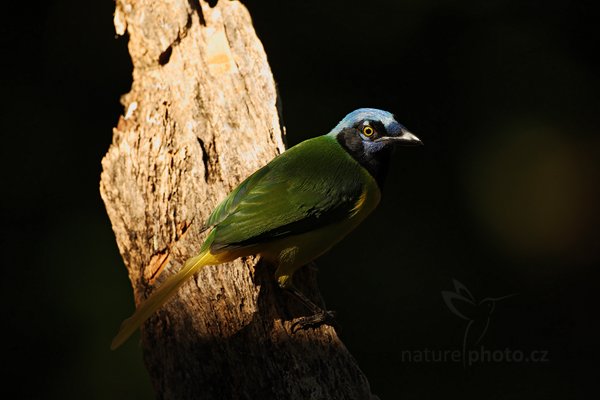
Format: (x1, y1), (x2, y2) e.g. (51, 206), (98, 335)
(111, 108), (421, 349)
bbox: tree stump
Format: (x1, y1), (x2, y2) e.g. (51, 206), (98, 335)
(100, 1), (375, 398)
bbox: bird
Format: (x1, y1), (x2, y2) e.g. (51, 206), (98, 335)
(111, 108), (422, 350)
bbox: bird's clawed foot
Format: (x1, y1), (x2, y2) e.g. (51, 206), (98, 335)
(291, 310), (337, 333)
(279, 271), (338, 333)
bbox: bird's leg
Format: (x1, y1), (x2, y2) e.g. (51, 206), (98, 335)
(275, 259), (336, 332)
(307, 261), (319, 272)
(285, 285), (337, 333)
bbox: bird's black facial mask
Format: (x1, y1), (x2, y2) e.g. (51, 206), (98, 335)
(331, 108), (421, 188)
(336, 125), (394, 189)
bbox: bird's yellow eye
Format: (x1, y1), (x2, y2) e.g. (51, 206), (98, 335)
(362, 126), (374, 137)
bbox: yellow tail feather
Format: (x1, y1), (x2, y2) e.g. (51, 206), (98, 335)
(111, 250), (217, 350)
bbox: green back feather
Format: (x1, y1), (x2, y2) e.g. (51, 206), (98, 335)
(205, 135), (369, 252)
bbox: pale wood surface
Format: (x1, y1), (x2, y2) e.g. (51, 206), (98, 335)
(101, 1), (375, 398)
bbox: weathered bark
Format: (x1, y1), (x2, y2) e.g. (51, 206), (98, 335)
(101, 1), (375, 399)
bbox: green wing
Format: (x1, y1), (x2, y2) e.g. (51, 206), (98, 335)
(204, 135), (367, 252)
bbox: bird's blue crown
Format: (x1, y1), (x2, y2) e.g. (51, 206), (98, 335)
(328, 108), (403, 136)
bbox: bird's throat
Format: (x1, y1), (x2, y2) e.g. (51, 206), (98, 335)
(336, 129), (392, 190)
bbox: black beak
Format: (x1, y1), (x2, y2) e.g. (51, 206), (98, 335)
(375, 129), (423, 146)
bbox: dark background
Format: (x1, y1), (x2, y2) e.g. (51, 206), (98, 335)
(2, 0), (599, 398)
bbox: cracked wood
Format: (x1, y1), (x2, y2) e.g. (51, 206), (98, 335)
(101, 1), (376, 399)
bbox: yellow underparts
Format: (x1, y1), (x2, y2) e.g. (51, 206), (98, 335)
(262, 174), (381, 289)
